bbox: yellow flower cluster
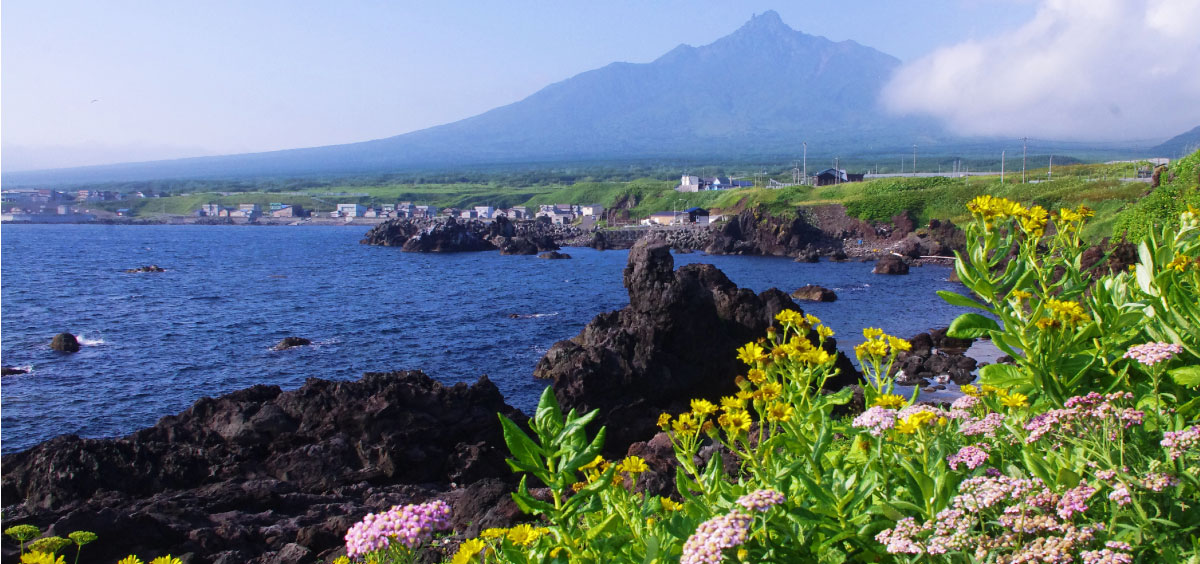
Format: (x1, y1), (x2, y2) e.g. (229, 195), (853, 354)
(21, 553), (64, 564)
(575, 454), (649, 488)
(965, 384), (1027, 407)
(967, 195), (1026, 228)
(451, 538), (489, 564)
(854, 328), (911, 360)
(1035, 298), (1091, 330)
(116, 557), (181, 564)
(871, 394), (907, 409)
(1056, 205), (1095, 224)
(895, 410), (942, 435)
(480, 524), (551, 546)
(1167, 254), (1196, 273)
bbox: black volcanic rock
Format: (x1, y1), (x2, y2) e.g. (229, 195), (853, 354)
(1, 372), (525, 563)
(49, 333), (80, 353)
(273, 337), (311, 350)
(1, 366), (28, 376)
(873, 255), (910, 275)
(533, 236), (860, 453)
(538, 251), (571, 260)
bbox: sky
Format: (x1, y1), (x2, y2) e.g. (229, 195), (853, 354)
(2, 0), (1198, 172)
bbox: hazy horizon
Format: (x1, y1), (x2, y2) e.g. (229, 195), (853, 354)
(3, 0), (1199, 172)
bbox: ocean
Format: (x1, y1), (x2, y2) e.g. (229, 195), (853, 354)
(0, 224), (968, 453)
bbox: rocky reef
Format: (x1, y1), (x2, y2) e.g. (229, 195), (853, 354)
(533, 236), (860, 453)
(1, 372), (525, 564)
(360, 216), (581, 253)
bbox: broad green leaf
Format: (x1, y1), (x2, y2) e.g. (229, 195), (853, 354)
(978, 363), (1028, 390)
(1170, 366), (1200, 389)
(499, 414), (542, 467)
(946, 312), (1001, 339)
(937, 290), (991, 311)
(586, 513), (619, 541)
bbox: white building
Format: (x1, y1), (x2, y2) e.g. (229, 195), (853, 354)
(337, 203), (366, 217)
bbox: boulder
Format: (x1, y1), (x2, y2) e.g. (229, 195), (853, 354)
(873, 255), (910, 275)
(273, 337), (311, 351)
(791, 285), (837, 302)
(537, 251), (571, 260)
(50, 333), (80, 353)
(124, 265), (166, 273)
(2, 366), (28, 376)
(533, 236), (860, 453)
(1, 372), (525, 563)
(890, 328), (979, 387)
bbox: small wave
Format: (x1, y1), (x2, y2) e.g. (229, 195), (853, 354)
(188, 296), (223, 301)
(76, 335), (105, 346)
(508, 312), (560, 319)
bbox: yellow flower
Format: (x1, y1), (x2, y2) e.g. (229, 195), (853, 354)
(737, 342), (767, 365)
(720, 395), (745, 410)
(480, 528), (509, 539)
(746, 368), (766, 384)
(757, 382), (783, 402)
(1035, 317), (1060, 330)
(451, 539), (488, 564)
(871, 394), (907, 409)
(117, 557), (144, 564)
(765, 402), (794, 422)
(817, 325), (835, 339)
(660, 497), (684, 511)
(672, 413), (698, 434)
(690, 399), (718, 418)
(1167, 255), (1191, 272)
(908, 411), (936, 426)
(937, 416), (948, 426)
(961, 384), (980, 397)
(617, 456), (649, 475)
(1008, 290), (1032, 302)
(775, 310), (803, 325)
(895, 418), (919, 435)
(580, 455), (605, 471)
(1045, 298), (1090, 325)
(506, 524), (545, 546)
(1018, 205), (1049, 237)
(149, 557), (182, 564)
(646, 517), (656, 527)
(657, 413), (671, 430)
(21, 553), (65, 564)
(888, 336), (912, 353)
(722, 410), (753, 434)
(1000, 393), (1029, 408)
(980, 385), (1000, 396)
(333, 557), (350, 564)
(863, 327), (885, 340)
(805, 313), (821, 326)
(550, 547), (566, 558)
(571, 481), (586, 492)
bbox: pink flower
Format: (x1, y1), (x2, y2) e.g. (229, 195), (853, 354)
(344, 500), (452, 558)
(681, 511), (752, 564)
(947, 444), (990, 471)
(1056, 483), (1096, 520)
(1162, 426), (1199, 461)
(852, 406), (897, 436)
(1123, 342), (1182, 366)
(735, 489), (785, 512)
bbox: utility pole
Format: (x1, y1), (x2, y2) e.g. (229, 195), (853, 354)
(835, 157), (840, 184)
(802, 142), (807, 186)
(1001, 150), (1005, 183)
(1048, 155), (1053, 180)
(912, 144), (918, 177)
(1021, 137), (1028, 184)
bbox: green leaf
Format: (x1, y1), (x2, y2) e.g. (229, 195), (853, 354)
(825, 386), (853, 406)
(937, 290), (991, 311)
(1056, 468), (1081, 490)
(499, 414), (543, 468)
(535, 387), (565, 438)
(978, 363), (1028, 390)
(563, 427), (607, 472)
(1170, 366), (1200, 389)
(946, 312), (1001, 339)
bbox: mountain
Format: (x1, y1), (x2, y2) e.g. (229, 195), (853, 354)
(1151, 125), (1200, 159)
(5, 11), (947, 185)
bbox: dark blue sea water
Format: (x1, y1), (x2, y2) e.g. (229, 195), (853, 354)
(1, 224), (968, 453)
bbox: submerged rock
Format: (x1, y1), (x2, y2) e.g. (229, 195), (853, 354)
(791, 285), (837, 302)
(533, 236), (860, 453)
(538, 251), (571, 260)
(1, 366), (28, 376)
(273, 336), (312, 350)
(49, 333), (80, 353)
(124, 265), (166, 273)
(873, 255), (910, 275)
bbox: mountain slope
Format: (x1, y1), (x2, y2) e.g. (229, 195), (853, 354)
(5, 11), (942, 185)
(1151, 125), (1200, 159)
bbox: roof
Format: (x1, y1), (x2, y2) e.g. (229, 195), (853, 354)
(684, 207), (708, 214)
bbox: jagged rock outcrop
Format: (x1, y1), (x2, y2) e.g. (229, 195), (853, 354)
(532, 236), (860, 453)
(49, 333), (80, 353)
(1, 372), (525, 564)
(706, 207), (835, 256)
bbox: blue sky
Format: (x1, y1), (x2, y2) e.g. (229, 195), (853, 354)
(3, 1), (1197, 171)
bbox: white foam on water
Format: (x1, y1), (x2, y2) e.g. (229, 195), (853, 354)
(76, 335), (106, 346)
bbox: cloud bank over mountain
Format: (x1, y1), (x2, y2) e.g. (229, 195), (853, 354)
(882, 0), (1200, 141)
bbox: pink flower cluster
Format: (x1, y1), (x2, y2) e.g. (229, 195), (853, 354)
(1140, 472), (1179, 492)
(851, 406), (896, 436)
(1025, 393), (1144, 444)
(680, 511), (752, 564)
(876, 473), (1126, 561)
(947, 444), (989, 471)
(959, 412), (1005, 438)
(1161, 425), (1199, 461)
(735, 489), (785, 512)
(344, 500), (452, 558)
(1123, 342), (1182, 366)
(951, 395), (979, 410)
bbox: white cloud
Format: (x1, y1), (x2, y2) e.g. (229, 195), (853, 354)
(883, 0), (1200, 141)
